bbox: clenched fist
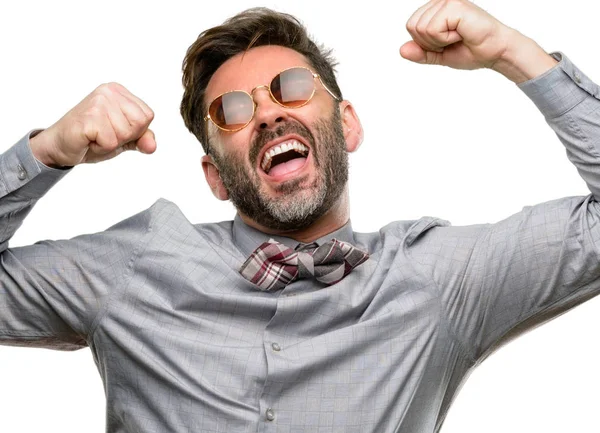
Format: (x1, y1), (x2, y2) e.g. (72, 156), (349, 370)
(30, 82), (156, 168)
(400, 0), (558, 83)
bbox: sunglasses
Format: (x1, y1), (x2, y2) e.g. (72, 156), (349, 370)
(204, 66), (340, 132)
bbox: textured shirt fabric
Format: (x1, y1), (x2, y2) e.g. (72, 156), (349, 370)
(1, 52), (600, 433)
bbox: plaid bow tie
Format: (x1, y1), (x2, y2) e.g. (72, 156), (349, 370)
(239, 238), (369, 291)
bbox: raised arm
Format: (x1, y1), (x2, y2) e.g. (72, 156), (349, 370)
(403, 0), (600, 360)
(0, 83), (156, 349)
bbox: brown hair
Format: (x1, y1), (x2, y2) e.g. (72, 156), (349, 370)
(180, 7), (343, 154)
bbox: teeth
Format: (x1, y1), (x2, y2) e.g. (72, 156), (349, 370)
(260, 140), (309, 173)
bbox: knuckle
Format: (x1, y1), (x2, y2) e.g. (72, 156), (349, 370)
(85, 103), (104, 118)
(94, 82), (122, 100)
(106, 138), (120, 149)
(104, 82), (124, 95)
(96, 82), (115, 96)
(115, 124), (134, 141)
(124, 113), (146, 130)
(135, 107), (154, 126)
(128, 114), (144, 127)
(88, 93), (109, 111)
(106, 81), (122, 90)
(93, 129), (118, 149)
(107, 126), (126, 145)
(112, 139), (126, 150)
(102, 132), (120, 147)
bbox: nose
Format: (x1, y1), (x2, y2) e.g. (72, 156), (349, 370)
(251, 86), (288, 130)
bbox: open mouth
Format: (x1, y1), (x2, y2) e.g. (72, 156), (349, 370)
(260, 139), (310, 178)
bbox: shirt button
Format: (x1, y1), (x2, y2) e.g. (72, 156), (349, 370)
(17, 164), (27, 180)
(271, 342), (281, 351)
(574, 72), (582, 84)
(266, 408), (275, 421)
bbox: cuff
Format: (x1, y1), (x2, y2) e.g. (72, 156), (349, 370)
(0, 130), (72, 199)
(518, 52), (600, 119)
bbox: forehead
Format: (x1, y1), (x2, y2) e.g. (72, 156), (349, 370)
(206, 45), (312, 101)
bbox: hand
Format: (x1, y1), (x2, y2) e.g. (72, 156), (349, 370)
(30, 82), (156, 168)
(400, 0), (558, 82)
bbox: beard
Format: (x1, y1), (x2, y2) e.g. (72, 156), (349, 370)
(210, 108), (349, 232)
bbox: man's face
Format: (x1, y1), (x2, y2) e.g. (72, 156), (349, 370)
(204, 46), (350, 232)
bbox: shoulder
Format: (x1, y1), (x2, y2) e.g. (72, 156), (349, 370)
(118, 198), (235, 249)
(353, 216), (453, 254)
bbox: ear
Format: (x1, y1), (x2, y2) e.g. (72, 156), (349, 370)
(339, 100), (363, 153)
(201, 154), (229, 201)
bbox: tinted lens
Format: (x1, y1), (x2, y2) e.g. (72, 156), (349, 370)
(270, 67), (315, 108)
(209, 91), (254, 130)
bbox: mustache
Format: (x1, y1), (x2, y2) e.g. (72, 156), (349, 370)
(248, 121), (316, 166)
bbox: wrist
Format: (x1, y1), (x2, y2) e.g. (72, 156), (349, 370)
(29, 129), (64, 169)
(491, 29), (559, 84)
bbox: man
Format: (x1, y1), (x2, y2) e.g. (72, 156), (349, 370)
(1, 0), (600, 428)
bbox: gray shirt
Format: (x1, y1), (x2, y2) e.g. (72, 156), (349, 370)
(1, 52), (600, 433)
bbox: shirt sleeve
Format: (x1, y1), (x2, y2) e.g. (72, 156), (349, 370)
(0, 132), (149, 350)
(407, 52), (600, 363)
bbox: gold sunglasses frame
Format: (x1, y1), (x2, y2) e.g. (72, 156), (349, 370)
(204, 66), (341, 133)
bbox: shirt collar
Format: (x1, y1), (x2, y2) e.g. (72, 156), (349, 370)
(232, 213), (356, 258)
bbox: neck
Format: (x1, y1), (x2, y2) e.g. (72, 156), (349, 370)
(238, 188), (350, 243)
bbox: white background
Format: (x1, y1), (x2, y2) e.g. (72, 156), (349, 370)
(1, 0), (599, 431)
